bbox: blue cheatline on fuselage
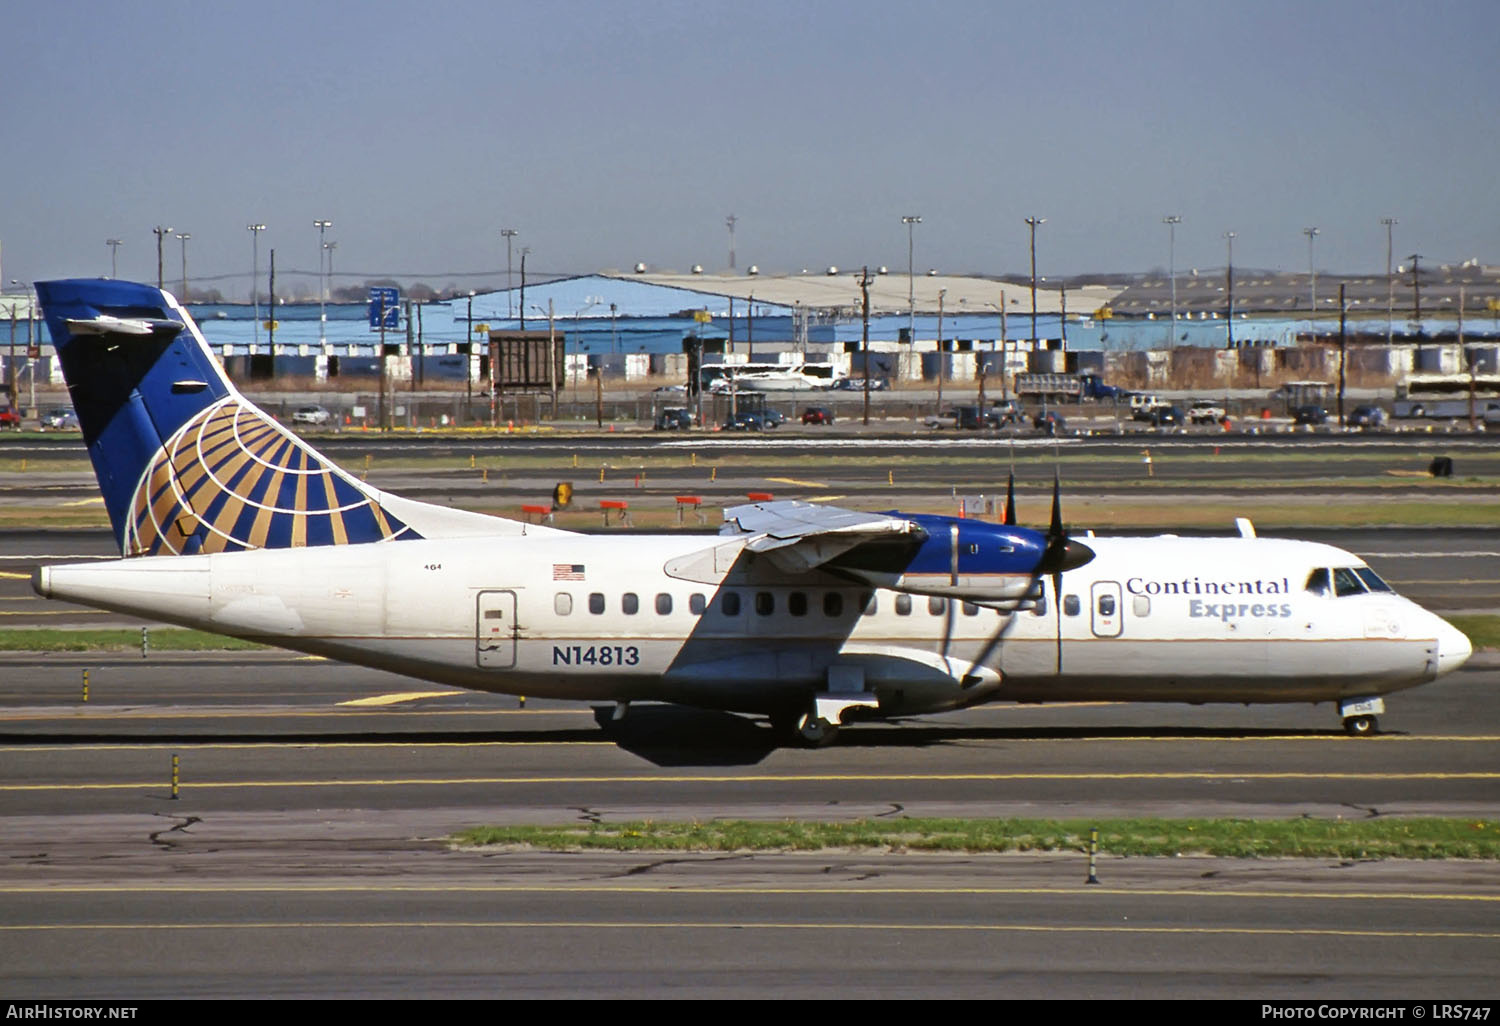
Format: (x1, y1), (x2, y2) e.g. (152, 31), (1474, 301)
(36, 278), (419, 556)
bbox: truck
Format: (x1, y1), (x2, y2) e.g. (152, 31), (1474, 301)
(1012, 372), (1124, 403)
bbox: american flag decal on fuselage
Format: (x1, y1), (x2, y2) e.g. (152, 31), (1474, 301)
(552, 564), (586, 580)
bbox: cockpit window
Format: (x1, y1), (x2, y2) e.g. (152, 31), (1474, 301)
(1332, 567), (1366, 597)
(1355, 568), (1394, 593)
(1304, 568), (1330, 595)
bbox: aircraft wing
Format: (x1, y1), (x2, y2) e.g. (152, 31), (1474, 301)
(721, 500), (924, 574)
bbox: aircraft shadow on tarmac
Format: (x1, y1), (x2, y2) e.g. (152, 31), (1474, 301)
(3, 706), (1353, 768)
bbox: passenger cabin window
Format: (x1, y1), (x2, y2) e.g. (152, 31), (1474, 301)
(721, 591), (741, 616)
(895, 594), (912, 616)
(962, 601), (979, 617)
(554, 593), (573, 616)
(1333, 568), (1366, 597)
(1032, 594), (1048, 617)
(756, 592), (774, 616)
(1355, 568), (1394, 593)
(862, 593), (877, 615)
(655, 593), (673, 615)
(1098, 594), (1116, 617)
(928, 596), (947, 616)
(1132, 595), (1151, 617)
(823, 592), (843, 617)
(1304, 568), (1330, 596)
(622, 593), (640, 615)
(689, 593), (706, 615)
(589, 593), (606, 615)
(788, 592), (808, 617)
(1063, 594), (1081, 616)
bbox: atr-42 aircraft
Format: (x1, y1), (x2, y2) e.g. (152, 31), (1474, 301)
(33, 279), (1471, 744)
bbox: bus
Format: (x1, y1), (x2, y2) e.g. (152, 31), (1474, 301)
(1393, 374), (1500, 423)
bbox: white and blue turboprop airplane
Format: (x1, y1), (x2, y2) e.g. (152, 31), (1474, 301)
(32, 279), (1472, 743)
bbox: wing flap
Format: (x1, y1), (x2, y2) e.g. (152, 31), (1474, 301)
(721, 500), (923, 574)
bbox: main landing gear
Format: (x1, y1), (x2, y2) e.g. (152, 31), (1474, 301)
(1339, 697), (1385, 737)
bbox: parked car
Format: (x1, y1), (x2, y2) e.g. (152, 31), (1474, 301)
(1293, 405), (1329, 426)
(291, 405), (331, 426)
(42, 407), (79, 431)
(801, 406), (835, 425)
(1129, 393), (1167, 421)
(0, 406), (20, 430)
(833, 377), (887, 391)
(722, 411), (772, 431)
(653, 407), (695, 430)
(1033, 410), (1068, 435)
(759, 409), (786, 428)
(986, 400), (1025, 427)
(1187, 399), (1226, 425)
(1348, 405), (1387, 428)
(922, 409), (961, 429)
(1151, 405), (1186, 428)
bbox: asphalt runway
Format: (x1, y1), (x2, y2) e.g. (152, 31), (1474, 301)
(1, 655), (1498, 997)
(2, 434), (1498, 997)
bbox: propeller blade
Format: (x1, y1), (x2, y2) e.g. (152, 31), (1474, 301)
(1003, 472), (1016, 526)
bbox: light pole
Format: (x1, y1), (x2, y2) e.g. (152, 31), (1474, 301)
(902, 215), (921, 358)
(1224, 232), (1236, 347)
(314, 219), (333, 343)
(726, 214), (737, 270)
(323, 241), (337, 300)
(500, 228), (518, 319)
(106, 239), (122, 279)
(1303, 226), (1320, 340)
(1408, 254), (1423, 331)
(152, 226), (173, 290)
(1025, 217), (1045, 344)
(1381, 217), (1397, 344)
(247, 224), (265, 344)
(465, 291), (475, 407)
(174, 232), (191, 301)
(1163, 215), (1181, 346)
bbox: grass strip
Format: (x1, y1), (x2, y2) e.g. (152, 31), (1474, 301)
(0, 628), (267, 652)
(1447, 615), (1500, 651)
(454, 816), (1500, 860)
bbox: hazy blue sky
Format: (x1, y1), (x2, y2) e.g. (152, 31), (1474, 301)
(4, 0), (1497, 296)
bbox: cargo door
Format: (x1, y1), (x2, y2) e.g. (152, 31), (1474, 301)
(476, 589), (518, 669)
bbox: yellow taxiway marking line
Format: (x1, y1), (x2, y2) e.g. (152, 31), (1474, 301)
(60, 497), (104, 507)
(765, 477), (829, 488)
(4, 771), (1499, 792)
(338, 691), (467, 707)
(4, 884), (1497, 903)
(802, 494), (846, 502)
(0, 571), (32, 580)
(1, 921), (1496, 940)
(0, 609), (111, 616)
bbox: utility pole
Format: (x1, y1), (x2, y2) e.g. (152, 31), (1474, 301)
(247, 224), (265, 345)
(857, 266), (874, 426)
(1409, 254), (1423, 332)
(153, 226), (173, 290)
(175, 232), (191, 301)
(500, 228), (518, 319)
(314, 220), (333, 343)
(519, 248), (529, 330)
(1163, 215), (1181, 346)
(1225, 232), (1236, 347)
(1337, 283), (1347, 429)
(936, 288), (946, 414)
(1303, 226), (1320, 341)
(1026, 217), (1045, 346)
(902, 215), (921, 363)
(1381, 217), (1397, 344)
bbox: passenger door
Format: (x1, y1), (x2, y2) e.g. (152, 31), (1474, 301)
(476, 589), (518, 669)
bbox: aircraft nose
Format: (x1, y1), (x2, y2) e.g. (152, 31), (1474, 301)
(1435, 616), (1473, 676)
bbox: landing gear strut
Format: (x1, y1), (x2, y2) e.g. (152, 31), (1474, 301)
(1338, 697), (1384, 738)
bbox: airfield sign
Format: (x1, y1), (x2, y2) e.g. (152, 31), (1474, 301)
(368, 287), (400, 330)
